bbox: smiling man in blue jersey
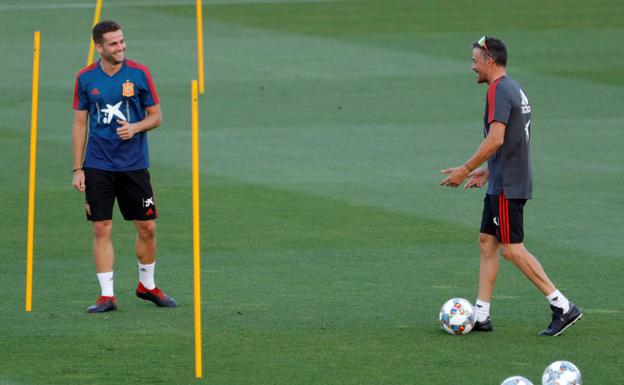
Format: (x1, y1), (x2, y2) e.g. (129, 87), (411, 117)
(440, 36), (582, 336)
(72, 20), (176, 313)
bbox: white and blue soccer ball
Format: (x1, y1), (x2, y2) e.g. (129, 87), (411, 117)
(438, 298), (475, 335)
(542, 360), (582, 385)
(501, 376), (534, 385)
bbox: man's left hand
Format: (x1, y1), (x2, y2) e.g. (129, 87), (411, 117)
(440, 166), (470, 188)
(116, 120), (137, 140)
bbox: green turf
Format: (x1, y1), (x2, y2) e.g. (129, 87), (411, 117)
(1, 0), (623, 384)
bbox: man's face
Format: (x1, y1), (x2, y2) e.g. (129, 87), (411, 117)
(96, 30), (125, 64)
(471, 47), (490, 84)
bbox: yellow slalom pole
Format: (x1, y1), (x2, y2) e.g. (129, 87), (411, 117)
(86, 0), (103, 65)
(196, 0), (205, 94)
(26, 31), (41, 312)
(191, 79), (203, 378)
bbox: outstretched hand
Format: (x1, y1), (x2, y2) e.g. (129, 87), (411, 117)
(440, 166), (470, 188)
(463, 167), (488, 189)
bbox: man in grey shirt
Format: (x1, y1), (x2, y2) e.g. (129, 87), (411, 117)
(440, 36), (582, 336)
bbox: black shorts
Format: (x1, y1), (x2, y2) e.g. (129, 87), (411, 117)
(84, 168), (158, 222)
(480, 193), (526, 244)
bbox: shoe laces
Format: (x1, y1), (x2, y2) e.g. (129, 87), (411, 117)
(548, 312), (565, 330)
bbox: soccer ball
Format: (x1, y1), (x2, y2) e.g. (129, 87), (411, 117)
(501, 376), (534, 385)
(542, 361), (582, 385)
(439, 298), (475, 335)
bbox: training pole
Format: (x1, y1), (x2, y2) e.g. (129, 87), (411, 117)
(86, 0), (103, 65)
(25, 31), (41, 312)
(196, 0), (205, 94)
(191, 80), (203, 378)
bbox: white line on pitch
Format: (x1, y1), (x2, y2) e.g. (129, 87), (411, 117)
(0, 0), (356, 12)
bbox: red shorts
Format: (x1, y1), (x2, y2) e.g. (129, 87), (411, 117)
(480, 193), (526, 244)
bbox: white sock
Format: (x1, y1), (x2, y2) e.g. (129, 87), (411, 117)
(475, 299), (490, 322)
(546, 290), (570, 313)
(139, 262), (156, 290)
(97, 271), (114, 297)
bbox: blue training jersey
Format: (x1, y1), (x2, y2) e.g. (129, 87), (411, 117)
(73, 59), (159, 171)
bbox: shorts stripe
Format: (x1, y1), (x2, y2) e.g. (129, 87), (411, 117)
(505, 194), (510, 243)
(498, 194), (504, 242)
(500, 193), (510, 243)
(505, 196), (509, 243)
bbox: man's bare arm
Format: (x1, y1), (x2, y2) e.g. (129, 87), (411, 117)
(440, 121), (506, 187)
(72, 109), (89, 191)
(116, 103), (162, 140)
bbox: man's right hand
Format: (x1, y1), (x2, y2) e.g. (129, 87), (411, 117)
(72, 169), (86, 192)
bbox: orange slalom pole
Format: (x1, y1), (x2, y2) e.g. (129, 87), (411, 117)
(26, 31), (41, 312)
(191, 80), (203, 378)
(86, 0), (103, 65)
(196, 0), (205, 94)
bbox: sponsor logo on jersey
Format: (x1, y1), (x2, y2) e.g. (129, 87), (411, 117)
(520, 89), (531, 114)
(122, 80), (135, 97)
(143, 197), (154, 208)
(101, 101), (127, 124)
(91, 88), (100, 95)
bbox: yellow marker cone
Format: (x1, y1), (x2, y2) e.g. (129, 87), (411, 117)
(196, 0), (205, 94)
(26, 31), (41, 312)
(86, 0), (103, 65)
(191, 80), (203, 378)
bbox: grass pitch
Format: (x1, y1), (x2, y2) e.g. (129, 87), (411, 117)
(1, 0), (623, 384)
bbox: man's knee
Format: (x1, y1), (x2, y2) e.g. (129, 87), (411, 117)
(479, 233), (498, 253)
(136, 220), (156, 240)
(92, 220), (112, 239)
(501, 244), (522, 262)
(479, 233), (493, 245)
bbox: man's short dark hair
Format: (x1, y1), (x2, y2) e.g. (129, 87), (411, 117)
(92, 20), (122, 45)
(473, 36), (507, 67)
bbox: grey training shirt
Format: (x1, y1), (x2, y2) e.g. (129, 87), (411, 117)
(483, 75), (533, 199)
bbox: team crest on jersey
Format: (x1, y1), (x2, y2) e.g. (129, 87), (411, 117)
(122, 81), (135, 97)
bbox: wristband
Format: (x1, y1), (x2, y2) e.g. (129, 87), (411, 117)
(72, 168), (83, 173)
